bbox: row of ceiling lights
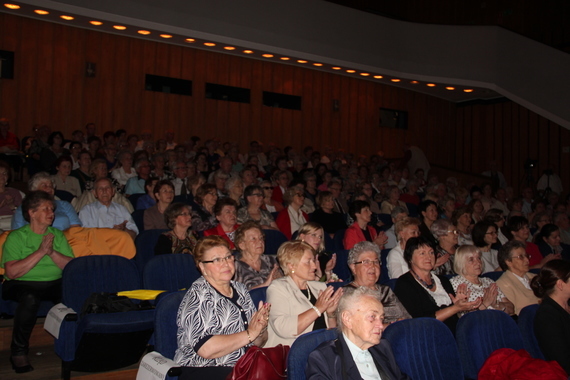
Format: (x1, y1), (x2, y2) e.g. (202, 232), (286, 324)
(4, 3), (474, 93)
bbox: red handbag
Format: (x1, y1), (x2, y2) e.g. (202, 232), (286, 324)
(227, 344), (290, 380)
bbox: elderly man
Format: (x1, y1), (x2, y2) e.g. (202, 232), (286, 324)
(78, 178), (138, 239)
(124, 158), (151, 195)
(306, 287), (409, 380)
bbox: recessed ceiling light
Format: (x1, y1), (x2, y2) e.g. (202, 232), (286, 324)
(113, 25), (126, 30)
(4, 4), (20, 9)
(463, 89), (474, 93)
(410, 80), (419, 84)
(224, 46), (235, 50)
(346, 69), (356, 73)
(373, 75), (383, 79)
(185, 38), (195, 43)
(313, 63), (323, 66)
(332, 67), (341, 70)
(360, 73), (370, 76)
(426, 83), (436, 87)
(138, 30), (151, 35)
(60, 15), (74, 20)
(445, 87), (455, 90)
(90, 21), (103, 26)
(280, 57), (290, 60)
(34, 10), (49, 15)
(204, 42), (216, 47)
(160, 34), (172, 39)
(243, 50), (254, 54)
(262, 54), (273, 58)
(391, 79), (401, 82)
(297, 60), (307, 63)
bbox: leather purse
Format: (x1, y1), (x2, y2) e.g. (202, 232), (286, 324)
(227, 344), (290, 380)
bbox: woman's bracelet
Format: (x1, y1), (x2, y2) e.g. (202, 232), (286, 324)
(311, 306), (322, 317)
(245, 329), (253, 344)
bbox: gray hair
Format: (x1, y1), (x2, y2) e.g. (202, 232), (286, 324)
(430, 219), (454, 239)
(390, 205), (408, 219)
(347, 241), (380, 264)
(134, 158), (149, 170)
(28, 172), (53, 191)
(337, 286), (382, 333)
(225, 176), (243, 192)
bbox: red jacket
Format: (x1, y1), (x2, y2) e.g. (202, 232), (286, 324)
(203, 223), (240, 250)
(343, 221), (378, 250)
(275, 208), (308, 240)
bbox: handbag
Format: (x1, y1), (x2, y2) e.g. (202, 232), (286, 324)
(227, 344), (290, 380)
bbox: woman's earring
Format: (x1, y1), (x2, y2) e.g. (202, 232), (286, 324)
(291, 270), (295, 274)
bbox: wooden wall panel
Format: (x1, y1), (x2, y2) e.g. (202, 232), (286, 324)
(1, 14), (568, 195)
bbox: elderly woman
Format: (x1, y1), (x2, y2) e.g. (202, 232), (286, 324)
(266, 241), (343, 347)
(306, 287), (410, 380)
(430, 219), (458, 276)
(531, 260), (570, 375)
(233, 221), (282, 289)
(0, 160), (23, 218)
(261, 180), (284, 213)
(191, 183), (219, 232)
(1, 191), (74, 373)
(296, 222), (338, 282)
(12, 172), (82, 231)
(111, 150), (136, 188)
(173, 236), (270, 379)
(450, 245), (514, 317)
(345, 241), (411, 323)
(203, 198), (240, 249)
(343, 200), (387, 250)
(380, 185), (408, 215)
(144, 180), (174, 230)
(150, 152), (172, 180)
(394, 237), (481, 333)
(496, 240), (540, 314)
(275, 187), (309, 239)
(237, 185), (279, 230)
(472, 221), (501, 273)
(52, 156), (82, 198)
(452, 206), (473, 246)
(310, 190), (346, 236)
(154, 203), (200, 255)
(387, 217), (421, 279)
(225, 176), (245, 207)
(536, 224), (570, 261)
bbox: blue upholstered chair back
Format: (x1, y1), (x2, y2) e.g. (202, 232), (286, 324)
(480, 271), (503, 282)
(324, 233), (335, 252)
(383, 278), (398, 290)
(383, 317), (463, 380)
(456, 309), (524, 379)
(332, 229), (346, 251)
(379, 248), (390, 284)
(143, 254), (200, 292)
(62, 255), (142, 312)
(134, 229), (169, 272)
(248, 286), (267, 308)
(333, 249), (351, 282)
(154, 291), (185, 360)
(518, 304), (545, 359)
(264, 229), (288, 255)
(131, 209), (145, 234)
(288, 329), (338, 380)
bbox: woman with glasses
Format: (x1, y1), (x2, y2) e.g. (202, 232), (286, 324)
(395, 237), (481, 333)
(154, 203), (199, 255)
(275, 187), (309, 239)
(472, 220), (501, 273)
(237, 184), (279, 230)
(144, 180), (174, 230)
(496, 240), (540, 314)
(234, 221), (282, 289)
(266, 241), (342, 347)
(174, 236), (270, 379)
(260, 180), (284, 213)
(345, 241), (410, 324)
(430, 219), (458, 276)
(450, 245), (514, 317)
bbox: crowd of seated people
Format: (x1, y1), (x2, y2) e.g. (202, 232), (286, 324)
(3, 120), (570, 377)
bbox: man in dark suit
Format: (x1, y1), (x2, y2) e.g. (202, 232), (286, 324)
(306, 287), (409, 380)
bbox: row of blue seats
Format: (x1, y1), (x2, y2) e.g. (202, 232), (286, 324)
(153, 288), (544, 380)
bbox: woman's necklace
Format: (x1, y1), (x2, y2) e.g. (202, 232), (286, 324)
(303, 287), (311, 300)
(411, 269), (435, 290)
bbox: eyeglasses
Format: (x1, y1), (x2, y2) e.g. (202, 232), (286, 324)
(262, 186), (272, 190)
(202, 254), (235, 265)
(295, 193), (305, 198)
(207, 191), (218, 196)
(354, 259), (380, 267)
(446, 230), (458, 235)
(511, 254), (531, 260)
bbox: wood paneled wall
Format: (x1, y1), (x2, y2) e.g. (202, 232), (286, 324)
(0, 14), (567, 194)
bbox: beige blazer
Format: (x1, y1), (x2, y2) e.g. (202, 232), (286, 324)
(496, 270), (539, 314)
(266, 276), (329, 347)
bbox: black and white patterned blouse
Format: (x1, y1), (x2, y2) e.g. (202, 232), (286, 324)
(173, 277), (256, 367)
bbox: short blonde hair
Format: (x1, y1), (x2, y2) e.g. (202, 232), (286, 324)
(277, 240), (315, 276)
(296, 222), (325, 253)
(395, 217), (421, 242)
(453, 245), (481, 276)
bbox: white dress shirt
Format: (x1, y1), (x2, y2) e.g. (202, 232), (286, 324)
(343, 333), (382, 380)
(79, 201), (139, 235)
